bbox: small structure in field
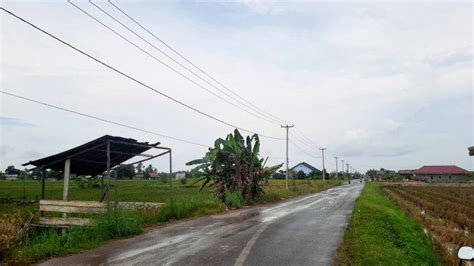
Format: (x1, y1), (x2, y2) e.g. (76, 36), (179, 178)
(411, 165), (469, 183)
(23, 135), (172, 228)
(291, 162), (321, 176)
(5, 174), (18, 181)
(175, 171), (186, 180)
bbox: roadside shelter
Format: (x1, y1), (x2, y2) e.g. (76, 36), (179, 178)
(23, 135), (172, 207)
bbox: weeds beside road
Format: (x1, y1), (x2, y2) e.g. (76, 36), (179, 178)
(337, 183), (440, 265)
(0, 179), (342, 264)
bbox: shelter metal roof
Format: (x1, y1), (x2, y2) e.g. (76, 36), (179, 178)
(23, 135), (159, 176)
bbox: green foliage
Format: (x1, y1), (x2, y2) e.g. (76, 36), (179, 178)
(115, 165), (135, 179)
(337, 183), (440, 265)
(187, 129), (282, 204)
(366, 169), (377, 181)
(5, 166), (21, 175)
(295, 170), (306, 179)
(74, 177), (103, 189)
(224, 191), (244, 208)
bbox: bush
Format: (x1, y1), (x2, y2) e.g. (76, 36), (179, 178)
(224, 191), (243, 209)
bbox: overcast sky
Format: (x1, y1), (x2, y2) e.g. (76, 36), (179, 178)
(1, 0), (472, 173)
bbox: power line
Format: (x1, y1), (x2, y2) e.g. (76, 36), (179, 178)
(92, 1), (282, 125)
(0, 7), (284, 140)
(68, 1), (278, 125)
(0, 90), (209, 148)
(288, 139), (320, 159)
(85, 1), (281, 125)
(107, 0), (289, 125)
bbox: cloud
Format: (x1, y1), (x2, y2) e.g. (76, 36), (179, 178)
(426, 47), (473, 68)
(0, 116), (36, 127)
(0, 1), (472, 173)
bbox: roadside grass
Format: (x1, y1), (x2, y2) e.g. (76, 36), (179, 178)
(336, 183), (440, 266)
(1, 179), (342, 263)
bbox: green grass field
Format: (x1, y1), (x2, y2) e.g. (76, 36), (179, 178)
(1, 178), (342, 263)
(336, 183), (440, 265)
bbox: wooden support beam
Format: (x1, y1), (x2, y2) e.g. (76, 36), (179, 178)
(40, 217), (92, 227)
(63, 159), (71, 201)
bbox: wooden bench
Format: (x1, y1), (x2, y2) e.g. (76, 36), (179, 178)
(39, 200), (107, 228)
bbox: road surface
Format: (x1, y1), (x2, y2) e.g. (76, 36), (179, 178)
(41, 181), (364, 266)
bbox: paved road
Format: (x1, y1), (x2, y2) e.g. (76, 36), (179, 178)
(42, 181), (364, 266)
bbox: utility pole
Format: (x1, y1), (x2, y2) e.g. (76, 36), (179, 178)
(341, 159), (344, 177)
(346, 163), (350, 179)
(335, 156), (338, 180)
(319, 148), (327, 181)
(281, 124), (294, 190)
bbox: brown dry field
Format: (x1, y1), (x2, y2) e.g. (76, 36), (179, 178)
(382, 184), (474, 265)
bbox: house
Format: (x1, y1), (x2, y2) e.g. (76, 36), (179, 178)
(290, 162), (321, 176)
(412, 165), (469, 183)
(5, 174), (18, 181)
(148, 171), (160, 179)
(398, 169), (414, 178)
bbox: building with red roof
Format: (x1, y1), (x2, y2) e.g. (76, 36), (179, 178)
(411, 165), (469, 183)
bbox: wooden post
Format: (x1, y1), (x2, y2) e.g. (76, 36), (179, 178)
(41, 169), (46, 200)
(62, 159), (71, 234)
(63, 159), (71, 201)
(106, 141), (111, 212)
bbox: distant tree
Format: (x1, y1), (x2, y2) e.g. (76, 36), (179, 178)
(144, 164), (155, 179)
(0, 171), (5, 180)
(135, 162), (143, 174)
(295, 170), (306, 179)
(366, 169), (377, 181)
(46, 169), (61, 179)
(272, 170), (286, 179)
(322, 169), (329, 179)
(18, 168), (30, 179)
(5, 165), (21, 175)
(116, 165), (135, 179)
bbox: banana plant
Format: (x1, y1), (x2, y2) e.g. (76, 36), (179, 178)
(187, 129), (282, 203)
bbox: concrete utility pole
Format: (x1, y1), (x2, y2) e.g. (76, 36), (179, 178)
(319, 148), (327, 181)
(335, 156), (338, 180)
(341, 159), (344, 175)
(281, 124), (294, 190)
(346, 163), (350, 179)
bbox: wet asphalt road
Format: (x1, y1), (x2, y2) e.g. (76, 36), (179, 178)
(41, 181), (364, 266)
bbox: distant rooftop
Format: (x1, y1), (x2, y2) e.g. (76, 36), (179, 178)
(291, 162), (321, 172)
(412, 165), (468, 175)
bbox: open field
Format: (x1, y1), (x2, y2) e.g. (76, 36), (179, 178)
(383, 185), (474, 264)
(0, 179), (342, 263)
(337, 183), (439, 265)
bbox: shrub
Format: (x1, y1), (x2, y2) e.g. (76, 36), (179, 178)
(224, 191), (243, 209)
(186, 129), (281, 205)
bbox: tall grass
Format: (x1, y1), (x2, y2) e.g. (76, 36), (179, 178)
(336, 183), (440, 265)
(10, 210), (143, 263)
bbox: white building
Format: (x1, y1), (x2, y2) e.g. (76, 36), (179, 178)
(5, 174), (18, 181)
(290, 162), (321, 176)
